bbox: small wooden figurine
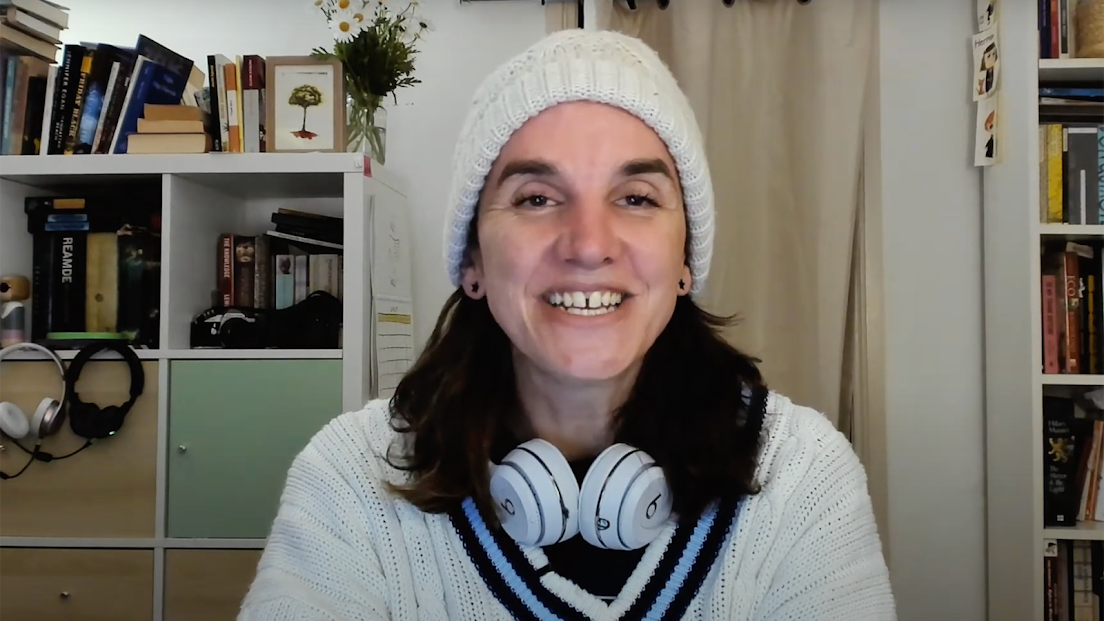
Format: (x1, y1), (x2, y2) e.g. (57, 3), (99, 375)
(1, 275), (30, 347)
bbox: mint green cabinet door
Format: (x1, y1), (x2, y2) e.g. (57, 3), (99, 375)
(167, 359), (343, 539)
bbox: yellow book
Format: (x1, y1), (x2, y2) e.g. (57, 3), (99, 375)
(1046, 123), (1064, 223)
(236, 55), (245, 152)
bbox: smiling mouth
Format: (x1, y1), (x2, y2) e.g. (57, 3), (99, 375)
(543, 290), (629, 316)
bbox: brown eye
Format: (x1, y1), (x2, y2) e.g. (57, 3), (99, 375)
(622, 194), (659, 208)
(513, 194), (552, 208)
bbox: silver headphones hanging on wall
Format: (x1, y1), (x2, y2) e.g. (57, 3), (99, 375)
(0, 342), (69, 480)
(489, 438), (672, 550)
(0, 342), (68, 441)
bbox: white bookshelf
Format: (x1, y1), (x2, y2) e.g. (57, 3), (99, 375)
(1039, 57), (1104, 83)
(0, 152), (409, 621)
(982, 4), (1104, 621)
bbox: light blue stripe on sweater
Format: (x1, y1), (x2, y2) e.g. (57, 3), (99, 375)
(639, 501), (721, 621)
(462, 497), (566, 621)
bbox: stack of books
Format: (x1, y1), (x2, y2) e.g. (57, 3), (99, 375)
(0, 0), (65, 62)
(215, 208), (343, 311)
(126, 103), (211, 154)
(0, 0), (68, 155)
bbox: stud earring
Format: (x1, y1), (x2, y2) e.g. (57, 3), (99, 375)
(678, 279), (685, 290)
(471, 282), (479, 293)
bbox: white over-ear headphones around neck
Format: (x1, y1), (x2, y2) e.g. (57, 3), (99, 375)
(489, 438), (672, 551)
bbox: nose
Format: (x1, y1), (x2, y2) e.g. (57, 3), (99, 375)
(556, 198), (618, 269)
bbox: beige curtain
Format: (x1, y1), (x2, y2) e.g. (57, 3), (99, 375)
(546, 0), (886, 541)
(548, 0), (875, 429)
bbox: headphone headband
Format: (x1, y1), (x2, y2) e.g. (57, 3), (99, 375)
(66, 341), (144, 406)
(0, 342), (68, 407)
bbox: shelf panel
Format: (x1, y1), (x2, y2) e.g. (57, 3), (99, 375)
(0, 152), (400, 199)
(0, 348), (343, 361)
(1043, 521), (1104, 541)
(1041, 374), (1104, 386)
(1039, 58), (1104, 84)
(0, 537), (265, 549)
(166, 349), (342, 360)
(1039, 223), (1104, 238)
(0, 347), (165, 361)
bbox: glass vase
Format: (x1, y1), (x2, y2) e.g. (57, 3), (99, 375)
(346, 93), (386, 165)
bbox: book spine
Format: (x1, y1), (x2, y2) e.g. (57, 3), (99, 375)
(206, 54), (222, 152)
(241, 55), (261, 153)
(93, 58), (133, 154)
(294, 255), (308, 304)
(219, 233), (233, 306)
(1040, 0), (1052, 59)
(63, 49), (93, 155)
(51, 233), (86, 332)
(21, 74), (47, 155)
(1044, 274), (1061, 373)
(253, 234), (270, 309)
(90, 62), (119, 153)
(1063, 251), (1081, 374)
(1, 54), (16, 154)
(31, 234), (54, 342)
(49, 45), (80, 154)
(275, 254), (294, 310)
(234, 236), (254, 307)
(1090, 275), (1099, 375)
(1051, 0), (1061, 59)
(1068, 128), (1100, 225)
(223, 62), (240, 153)
(1048, 124), (1064, 222)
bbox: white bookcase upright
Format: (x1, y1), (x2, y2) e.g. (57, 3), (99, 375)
(0, 152), (409, 621)
(982, 3), (1104, 621)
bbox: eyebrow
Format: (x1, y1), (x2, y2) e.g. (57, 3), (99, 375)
(494, 158), (676, 188)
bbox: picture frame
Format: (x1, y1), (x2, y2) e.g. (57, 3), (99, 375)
(264, 56), (345, 153)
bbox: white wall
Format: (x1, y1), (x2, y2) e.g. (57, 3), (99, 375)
(60, 2), (993, 617)
(876, 0), (988, 619)
(59, 0), (549, 347)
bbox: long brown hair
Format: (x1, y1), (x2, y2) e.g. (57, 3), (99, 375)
(384, 267), (769, 525)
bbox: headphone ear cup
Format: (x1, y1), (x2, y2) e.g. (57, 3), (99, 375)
(489, 438), (579, 547)
(579, 444), (671, 551)
(30, 397), (64, 439)
(0, 402), (30, 440)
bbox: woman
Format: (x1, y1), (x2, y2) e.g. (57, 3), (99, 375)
(239, 28), (896, 621)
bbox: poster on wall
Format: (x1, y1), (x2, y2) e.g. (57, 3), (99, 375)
(975, 95), (998, 167)
(972, 29), (1000, 102)
(977, 0), (996, 32)
(973, 0), (999, 167)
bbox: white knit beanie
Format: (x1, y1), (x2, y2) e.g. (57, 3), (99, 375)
(442, 28), (714, 296)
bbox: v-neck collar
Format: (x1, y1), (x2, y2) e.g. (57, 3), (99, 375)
(450, 494), (740, 621)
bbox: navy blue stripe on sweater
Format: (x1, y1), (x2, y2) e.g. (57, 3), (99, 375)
(452, 495), (739, 621)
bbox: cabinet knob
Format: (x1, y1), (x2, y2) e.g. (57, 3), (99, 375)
(60, 591), (70, 598)
(177, 445), (187, 453)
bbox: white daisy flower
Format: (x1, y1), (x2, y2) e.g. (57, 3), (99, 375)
(330, 8), (362, 42)
(416, 16), (435, 32)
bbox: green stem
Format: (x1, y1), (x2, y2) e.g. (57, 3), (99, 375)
(346, 86), (384, 161)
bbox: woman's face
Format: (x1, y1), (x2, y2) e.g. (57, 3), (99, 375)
(463, 101), (691, 382)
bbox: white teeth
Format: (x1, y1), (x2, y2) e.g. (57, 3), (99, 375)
(546, 290), (626, 314)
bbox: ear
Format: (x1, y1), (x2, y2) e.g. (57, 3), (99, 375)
(461, 250), (486, 300)
(678, 265), (692, 296)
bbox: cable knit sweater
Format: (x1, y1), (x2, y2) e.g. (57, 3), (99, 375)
(237, 391), (897, 620)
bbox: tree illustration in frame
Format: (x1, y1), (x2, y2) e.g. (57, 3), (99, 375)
(289, 84), (323, 140)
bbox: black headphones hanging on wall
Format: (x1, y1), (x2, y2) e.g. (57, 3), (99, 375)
(65, 341), (145, 440)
